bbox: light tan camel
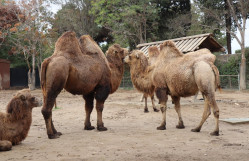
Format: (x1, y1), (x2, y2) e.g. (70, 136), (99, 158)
(140, 46), (160, 112)
(124, 49), (159, 112)
(152, 40), (220, 136)
(0, 89), (42, 151)
(41, 31), (112, 139)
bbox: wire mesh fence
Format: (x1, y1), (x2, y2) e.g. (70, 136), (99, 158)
(119, 75), (243, 90)
(220, 75), (239, 89)
(119, 76), (133, 89)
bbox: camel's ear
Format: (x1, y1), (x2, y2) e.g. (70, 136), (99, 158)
(19, 95), (26, 101)
(136, 53), (139, 59)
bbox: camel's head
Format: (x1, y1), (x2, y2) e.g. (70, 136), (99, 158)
(7, 89), (42, 119)
(124, 50), (148, 69)
(106, 44), (129, 60)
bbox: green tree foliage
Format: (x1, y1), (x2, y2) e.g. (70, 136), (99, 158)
(156, 0), (191, 39)
(91, 0), (160, 49)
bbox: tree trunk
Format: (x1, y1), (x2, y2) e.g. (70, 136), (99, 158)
(29, 52), (36, 90)
(225, 0), (232, 54)
(239, 56), (246, 90)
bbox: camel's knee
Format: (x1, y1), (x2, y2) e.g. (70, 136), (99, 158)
(160, 106), (166, 113)
(95, 85), (110, 102)
(41, 108), (52, 119)
(213, 109), (219, 118)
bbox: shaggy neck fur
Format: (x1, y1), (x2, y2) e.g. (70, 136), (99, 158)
(106, 52), (125, 94)
(129, 56), (155, 95)
(0, 99), (33, 145)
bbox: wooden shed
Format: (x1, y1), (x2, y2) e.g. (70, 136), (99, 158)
(0, 59), (10, 90)
(137, 33), (225, 56)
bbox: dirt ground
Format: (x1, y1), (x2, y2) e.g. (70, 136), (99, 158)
(0, 88), (249, 161)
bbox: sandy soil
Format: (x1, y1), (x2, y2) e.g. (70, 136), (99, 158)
(0, 89), (249, 161)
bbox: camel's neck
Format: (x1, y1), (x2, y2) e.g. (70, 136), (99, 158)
(107, 56), (125, 94)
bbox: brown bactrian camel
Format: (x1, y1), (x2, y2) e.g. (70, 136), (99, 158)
(0, 89), (42, 151)
(124, 49), (159, 112)
(152, 40), (220, 136)
(140, 46), (160, 112)
(41, 31), (112, 139)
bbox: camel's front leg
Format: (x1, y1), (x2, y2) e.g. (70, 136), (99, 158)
(172, 96), (185, 129)
(155, 88), (168, 130)
(83, 93), (95, 130)
(144, 94), (149, 113)
(151, 94), (159, 112)
(96, 100), (107, 131)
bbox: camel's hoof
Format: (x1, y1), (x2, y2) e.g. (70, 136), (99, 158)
(144, 109), (149, 113)
(153, 108), (160, 112)
(210, 131), (219, 136)
(97, 126), (108, 131)
(84, 125), (95, 130)
(157, 125), (166, 130)
(191, 128), (200, 132)
(48, 133), (60, 139)
(56, 132), (62, 136)
(176, 124), (185, 129)
(0, 141), (12, 151)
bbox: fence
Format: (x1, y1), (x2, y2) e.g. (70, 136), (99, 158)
(119, 75), (241, 90)
(220, 75), (239, 89)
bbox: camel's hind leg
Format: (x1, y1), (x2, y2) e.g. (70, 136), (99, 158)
(41, 59), (69, 139)
(156, 88), (168, 130)
(83, 92), (95, 130)
(42, 90), (63, 139)
(151, 94), (159, 112)
(172, 96), (185, 129)
(191, 96), (211, 133)
(144, 94), (149, 113)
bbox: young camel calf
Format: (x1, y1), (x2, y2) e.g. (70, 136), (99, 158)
(0, 89), (42, 151)
(124, 49), (159, 113)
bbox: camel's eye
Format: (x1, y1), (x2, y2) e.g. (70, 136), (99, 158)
(129, 55), (131, 59)
(30, 97), (35, 102)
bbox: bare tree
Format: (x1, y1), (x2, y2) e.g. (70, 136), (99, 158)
(226, 0), (249, 90)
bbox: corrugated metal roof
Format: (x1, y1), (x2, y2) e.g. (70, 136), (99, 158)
(137, 33), (225, 56)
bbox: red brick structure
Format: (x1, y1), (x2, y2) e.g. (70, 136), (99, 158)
(0, 59), (10, 90)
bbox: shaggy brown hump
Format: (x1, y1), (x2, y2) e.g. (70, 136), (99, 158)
(160, 40), (183, 57)
(54, 31), (81, 55)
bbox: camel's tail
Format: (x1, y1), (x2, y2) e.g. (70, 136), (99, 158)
(210, 63), (221, 92)
(40, 58), (51, 97)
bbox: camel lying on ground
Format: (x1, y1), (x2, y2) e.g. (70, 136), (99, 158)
(0, 89), (42, 151)
(139, 46), (160, 112)
(41, 31), (127, 139)
(124, 48), (159, 113)
(152, 40), (220, 136)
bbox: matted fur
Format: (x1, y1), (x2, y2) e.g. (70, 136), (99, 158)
(0, 89), (42, 151)
(152, 40), (220, 135)
(124, 50), (159, 112)
(148, 46), (160, 65)
(41, 31), (112, 139)
(106, 44), (129, 94)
